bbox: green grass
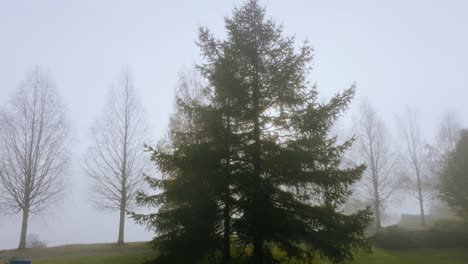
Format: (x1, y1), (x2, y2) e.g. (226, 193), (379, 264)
(1, 242), (467, 264)
(268, 247), (468, 264)
(0, 242), (156, 264)
(352, 248), (468, 264)
(33, 253), (155, 264)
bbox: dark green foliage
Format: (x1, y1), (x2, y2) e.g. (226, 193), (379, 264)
(440, 130), (468, 221)
(133, 1), (372, 263)
(131, 66), (235, 264)
(375, 221), (468, 249)
(132, 122), (228, 264)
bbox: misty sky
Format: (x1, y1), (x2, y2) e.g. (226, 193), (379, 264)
(1, 0), (467, 249)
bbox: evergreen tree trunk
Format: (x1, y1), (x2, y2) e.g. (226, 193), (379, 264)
(253, 235), (263, 264)
(252, 49), (263, 264)
(222, 114), (232, 263)
(222, 188), (231, 263)
(18, 208), (29, 249)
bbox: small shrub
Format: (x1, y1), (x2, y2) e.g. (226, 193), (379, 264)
(425, 220), (468, 248)
(375, 221), (468, 249)
(26, 234), (47, 249)
(374, 225), (416, 249)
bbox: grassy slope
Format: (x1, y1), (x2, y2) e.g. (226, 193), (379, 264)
(1, 243), (467, 264)
(0, 242), (156, 264)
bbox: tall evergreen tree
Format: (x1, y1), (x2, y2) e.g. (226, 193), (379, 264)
(199, 1), (372, 263)
(133, 1), (372, 263)
(440, 130), (468, 221)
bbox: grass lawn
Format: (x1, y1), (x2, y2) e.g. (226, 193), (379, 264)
(0, 242), (156, 264)
(351, 248), (468, 264)
(1, 242), (467, 264)
(32, 253), (155, 264)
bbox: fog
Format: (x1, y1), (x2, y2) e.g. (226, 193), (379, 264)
(1, 0), (467, 250)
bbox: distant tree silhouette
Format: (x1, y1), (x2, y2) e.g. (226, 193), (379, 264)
(0, 68), (70, 249)
(398, 107), (430, 226)
(353, 101), (402, 229)
(84, 70), (149, 245)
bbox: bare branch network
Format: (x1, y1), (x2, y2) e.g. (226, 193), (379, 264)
(84, 71), (149, 212)
(0, 68), (69, 215)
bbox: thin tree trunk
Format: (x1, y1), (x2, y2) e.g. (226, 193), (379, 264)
(117, 82), (129, 245)
(18, 208), (29, 249)
(418, 195), (425, 226)
(373, 195), (381, 229)
(117, 179), (127, 244)
(117, 202), (126, 244)
(374, 204), (381, 229)
(19, 174), (31, 250)
(416, 171), (425, 226)
(372, 168), (382, 229)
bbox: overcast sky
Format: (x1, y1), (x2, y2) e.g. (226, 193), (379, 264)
(1, 0), (467, 249)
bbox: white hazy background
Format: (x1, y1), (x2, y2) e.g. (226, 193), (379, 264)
(0, 0), (467, 249)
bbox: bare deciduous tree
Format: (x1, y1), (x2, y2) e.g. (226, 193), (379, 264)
(353, 102), (401, 229)
(398, 107), (430, 226)
(0, 68), (70, 249)
(84, 70), (148, 245)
